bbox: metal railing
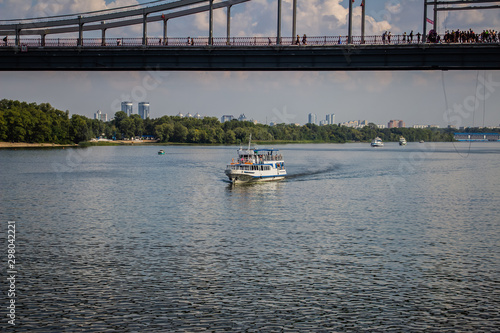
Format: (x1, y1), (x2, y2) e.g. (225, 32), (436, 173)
(1, 34), (499, 47)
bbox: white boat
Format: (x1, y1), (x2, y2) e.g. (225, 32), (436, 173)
(371, 137), (384, 147)
(399, 136), (407, 146)
(225, 137), (286, 183)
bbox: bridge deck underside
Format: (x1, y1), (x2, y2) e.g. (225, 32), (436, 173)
(0, 44), (499, 71)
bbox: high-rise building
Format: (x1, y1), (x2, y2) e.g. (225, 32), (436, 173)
(138, 102), (150, 119)
(308, 113), (317, 125)
(94, 110), (107, 122)
(238, 114), (247, 122)
(388, 119), (405, 128)
(121, 101), (133, 116)
(221, 115), (234, 122)
(326, 113), (335, 125)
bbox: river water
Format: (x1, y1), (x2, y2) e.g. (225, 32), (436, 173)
(1, 142), (499, 332)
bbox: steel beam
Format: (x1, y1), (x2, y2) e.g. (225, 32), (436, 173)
(425, 0), (500, 4)
(0, 0), (250, 37)
(0, 0), (208, 31)
(435, 4), (500, 9)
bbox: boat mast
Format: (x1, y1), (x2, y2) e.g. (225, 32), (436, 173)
(247, 134), (252, 151)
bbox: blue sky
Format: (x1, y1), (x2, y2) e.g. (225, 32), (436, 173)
(1, 0), (499, 127)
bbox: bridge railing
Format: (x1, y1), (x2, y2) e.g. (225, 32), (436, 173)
(1, 35), (498, 47)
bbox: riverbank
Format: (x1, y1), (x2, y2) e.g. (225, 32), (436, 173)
(0, 142), (78, 149)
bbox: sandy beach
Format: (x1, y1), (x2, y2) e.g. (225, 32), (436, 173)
(0, 142), (77, 148)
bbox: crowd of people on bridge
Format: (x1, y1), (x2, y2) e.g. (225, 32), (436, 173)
(381, 29), (499, 44)
(439, 29), (498, 44)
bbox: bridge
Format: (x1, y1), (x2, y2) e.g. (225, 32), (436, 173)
(0, 0), (499, 71)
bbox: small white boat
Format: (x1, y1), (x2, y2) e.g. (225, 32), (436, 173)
(158, 149), (165, 155)
(225, 136), (286, 183)
(399, 136), (407, 146)
(371, 137), (384, 147)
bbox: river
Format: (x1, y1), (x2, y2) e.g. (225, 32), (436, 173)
(0, 142), (499, 332)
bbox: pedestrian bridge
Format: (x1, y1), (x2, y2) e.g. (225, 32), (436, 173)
(0, 0), (499, 71)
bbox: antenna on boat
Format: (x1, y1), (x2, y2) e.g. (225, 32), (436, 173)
(248, 134), (252, 151)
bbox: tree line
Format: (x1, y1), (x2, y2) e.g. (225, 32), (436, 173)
(0, 99), (477, 145)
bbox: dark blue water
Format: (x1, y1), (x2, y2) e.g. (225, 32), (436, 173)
(1, 143), (499, 332)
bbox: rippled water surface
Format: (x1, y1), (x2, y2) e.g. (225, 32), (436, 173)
(1, 143), (499, 332)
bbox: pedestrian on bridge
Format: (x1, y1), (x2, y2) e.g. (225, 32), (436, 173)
(302, 34), (307, 45)
(409, 30), (414, 43)
(3, 36), (7, 46)
(295, 35), (300, 45)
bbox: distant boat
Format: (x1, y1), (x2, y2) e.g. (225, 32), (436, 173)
(158, 149), (165, 155)
(419, 140), (425, 143)
(399, 136), (407, 146)
(371, 137), (384, 147)
(225, 135), (286, 183)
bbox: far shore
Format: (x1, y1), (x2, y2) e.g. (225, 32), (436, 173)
(0, 142), (78, 148)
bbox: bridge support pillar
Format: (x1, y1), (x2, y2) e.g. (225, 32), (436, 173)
(209, 0), (214, 45)
(433, 0), (438, 35)
(348, 0), (353, 44)
(101, 21), (106, 46)
(78, 16), (83, 46)
(143, 12), (148, 46)
(15, 26), (20, 46)
(163, 19), (168, 45)
(226, 5), (231, 45)
(423, 1), (427, 43)
(361, 0), (365, 44)
(292, 0), (297, 44)
(277, 0), (281, 45)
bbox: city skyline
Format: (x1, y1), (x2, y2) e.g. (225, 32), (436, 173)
(1, 0), (499, 128)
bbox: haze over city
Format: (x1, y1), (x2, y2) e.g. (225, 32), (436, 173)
(1, 0), (499, 127)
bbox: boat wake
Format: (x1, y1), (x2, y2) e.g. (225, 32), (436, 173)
(286, 164), (341, 181)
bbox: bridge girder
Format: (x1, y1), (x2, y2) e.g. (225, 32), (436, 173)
(0, 44), (498, 71)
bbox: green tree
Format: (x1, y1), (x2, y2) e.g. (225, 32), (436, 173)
(172, 123), (188, 142)
(69, 114), (91, 143)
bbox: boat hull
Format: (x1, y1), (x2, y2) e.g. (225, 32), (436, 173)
(225, 169), (286, 183)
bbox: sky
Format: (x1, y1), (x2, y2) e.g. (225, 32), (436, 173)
(0, 0), (499, 127)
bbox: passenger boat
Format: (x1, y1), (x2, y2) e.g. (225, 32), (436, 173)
(399, 136), (407, 146)
(371, 137), (384, 147)
(158, 149), (165, 155)
(225, 136), (286, 183)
